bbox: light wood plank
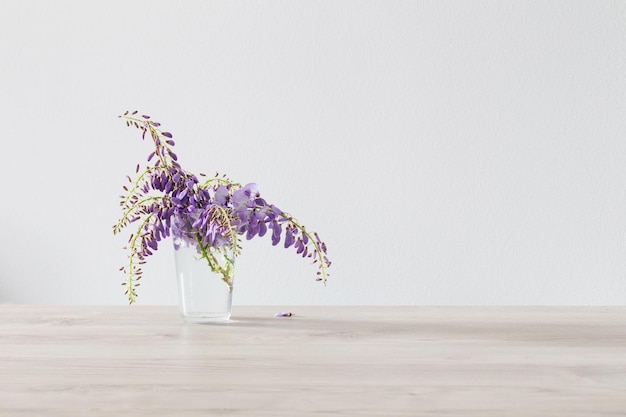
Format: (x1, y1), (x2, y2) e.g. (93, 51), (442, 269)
(1, 306), (625, 416)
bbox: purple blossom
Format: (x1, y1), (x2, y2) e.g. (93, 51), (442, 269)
(113, 111), (331, 304)
(214, 186), (229, 205)
(284, 227), (295, 248)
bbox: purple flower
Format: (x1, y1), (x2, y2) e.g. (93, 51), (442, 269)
(114, 111), (331, 304)
(232, 188), (249, 206)
(284, 227), (295, 248)
(271, 221), (282, 246)
(214, 186), (229, 205)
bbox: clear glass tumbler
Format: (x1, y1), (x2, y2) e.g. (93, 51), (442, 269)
(173, 236), (234, 323)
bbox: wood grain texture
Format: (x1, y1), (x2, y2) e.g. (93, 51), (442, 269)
(1, 306), (625, 416)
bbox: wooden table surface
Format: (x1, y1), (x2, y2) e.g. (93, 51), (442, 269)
(1, 306), (625, 416)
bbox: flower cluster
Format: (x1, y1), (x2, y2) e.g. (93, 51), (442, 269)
(113, 111), (331, 303)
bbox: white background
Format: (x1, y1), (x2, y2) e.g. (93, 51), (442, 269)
(1, 1), (625, 305)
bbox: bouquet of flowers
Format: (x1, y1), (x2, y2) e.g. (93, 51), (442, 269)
(113, 111), (331, 304)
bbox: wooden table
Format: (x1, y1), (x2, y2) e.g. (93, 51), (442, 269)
(1, 306), (625, 416)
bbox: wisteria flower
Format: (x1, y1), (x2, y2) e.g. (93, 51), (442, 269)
(113, 111), (331, 304)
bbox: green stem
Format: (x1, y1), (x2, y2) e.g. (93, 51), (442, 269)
(200, 177), (241, 189)
(119, 166), (159, 209)
(120, 114), (170, 167)
(195, 235), (234, 288)
(272, 209), (329, 285)
(125, 213), (154, 303)
(115, 195), (169, 233)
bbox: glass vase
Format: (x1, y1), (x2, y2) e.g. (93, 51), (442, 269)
(173, 236), (235, 323)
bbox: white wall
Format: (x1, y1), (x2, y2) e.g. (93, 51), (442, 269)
(1, 1), (625, 305)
